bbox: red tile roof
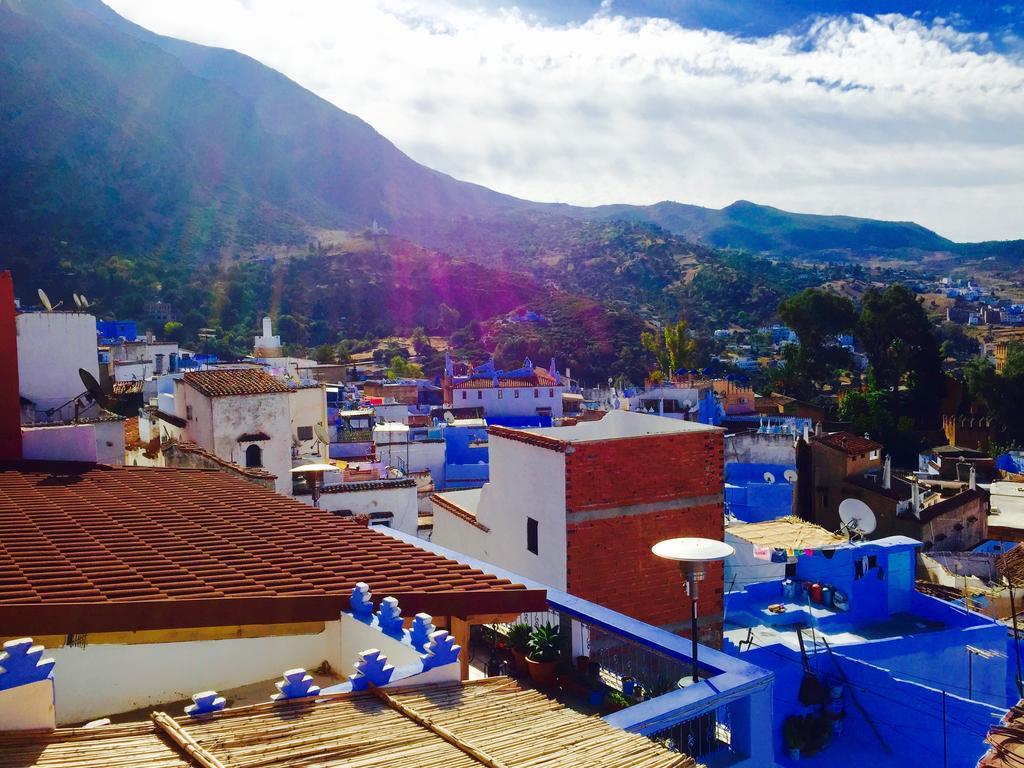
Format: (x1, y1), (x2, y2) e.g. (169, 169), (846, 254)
(183, 369), (291, 397)
(452, 367), (559, 389)
(0, 462), (544, 634)
(112, 380), (144, 395)
(813, 431), (883, 456)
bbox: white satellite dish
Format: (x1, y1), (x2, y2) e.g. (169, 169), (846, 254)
(313, 423), (330, 445)
(73, 293), (83, 309)
(784, 469), (798, 482)
(37, 288), (53, 312)
(443, 411), (456, 425)
(763, 471), (776, 484)
(838, 498), (877, 535)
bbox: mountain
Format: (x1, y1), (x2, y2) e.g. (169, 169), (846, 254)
(0, 0), (530, 259)
(577, 199), (957, 258)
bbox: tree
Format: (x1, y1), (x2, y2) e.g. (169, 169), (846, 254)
(410, 326), (432, 357)
(163, 321), (185, 343)
(857, 285), (942, 416)
(966, 345), (1024, 446)
(641, 317), (697, 376)
(775, 289), (856, 398)
(311, 344), (336, 364)
(276, 314), (309, 347)
(839, 389), (919, 464)
(387, 355), (423, 380)
(334, 340), (353, 365)
(437, 303), (461, 334)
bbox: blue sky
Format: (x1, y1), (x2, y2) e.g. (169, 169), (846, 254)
(106, 0), (1024, 241)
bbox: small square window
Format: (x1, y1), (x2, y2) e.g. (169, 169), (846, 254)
(527, 517), (539, 555)
(186, 405), (193, 421)
(549, 388), (554, 397)
(533, 389), (539, 398)
(515, 390), (520, 398)
(498, 390), (503, 399)
(462, 391), (467, 400)
(477, 390), (482, 400)
(297, 425), (314, 440)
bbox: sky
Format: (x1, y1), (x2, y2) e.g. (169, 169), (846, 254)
(104, 0), (1024, 242)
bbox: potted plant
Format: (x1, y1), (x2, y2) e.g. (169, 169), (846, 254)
(783, 715), (805, 761)
(526, 623), (561, 687)
(506, 623), (532, 676)
(604, 690), (631, 713)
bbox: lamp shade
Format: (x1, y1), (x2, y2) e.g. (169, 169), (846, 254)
(652, 537), (734, 581)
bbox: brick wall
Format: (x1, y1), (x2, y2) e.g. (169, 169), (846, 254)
(565, 430), (725, 636)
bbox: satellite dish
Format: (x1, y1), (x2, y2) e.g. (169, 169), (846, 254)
(313, 423), (330, 445)
(443, 411), (455, 425)
(80, 293), (91, 309)
(763, 471), (776, 484)
(784, 469), (798, 482)
(839, 498), (877, 535)
(78, 368), (109, 408)
(73, 293), (83, 309)
(38, 288), (53, 312)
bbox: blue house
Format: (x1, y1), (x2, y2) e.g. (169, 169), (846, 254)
(724, 535), (1010, 766)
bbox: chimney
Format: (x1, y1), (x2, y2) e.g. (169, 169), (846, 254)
(969, 464), (977, 491)
(0, 272), (22, 461)
(263, 316), (273, 338)
(882, 455), (891, 490)
(814, 422), (823, 437)
(911, 482), (920, 515)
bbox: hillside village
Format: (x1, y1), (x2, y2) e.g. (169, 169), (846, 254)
(2, 1), (1024, 767)
(4, 264), (1024, 767)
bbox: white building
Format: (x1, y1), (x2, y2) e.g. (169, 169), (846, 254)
(170, 368), (295, 495)
(443, 356), (564, 421)
(16, 311), (100, 421)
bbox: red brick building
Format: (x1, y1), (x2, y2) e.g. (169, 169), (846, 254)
(431, 410), (726, 641)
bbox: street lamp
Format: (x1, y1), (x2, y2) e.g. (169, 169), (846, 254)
(290, 462), (338, 508)
(652, 537), (734, 684)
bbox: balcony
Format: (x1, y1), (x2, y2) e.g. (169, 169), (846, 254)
(385, 529), (775, 767)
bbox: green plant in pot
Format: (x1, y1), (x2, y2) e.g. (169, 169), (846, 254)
(526, 623), (561, 687)
(506, 623), (532, 676)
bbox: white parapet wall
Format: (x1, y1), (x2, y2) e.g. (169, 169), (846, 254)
(47, 622), (343, 725)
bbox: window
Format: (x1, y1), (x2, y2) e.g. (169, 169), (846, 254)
(533, 388), (539, 398)
(515, 389), (520, 399)
(477, 390), (482, 400)
(461, 391), (467, 400)
(549, 388), (554, 397)
(497, 390), (503, 399)
(297, 426), (314, 441)
(527, 517), (539, 555)
(245, 444), (263, 468)
(186, 405), (193, 421)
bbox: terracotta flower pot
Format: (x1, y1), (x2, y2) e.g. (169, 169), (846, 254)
(511, 649), (529, 676)
(526, 657), (558, 688)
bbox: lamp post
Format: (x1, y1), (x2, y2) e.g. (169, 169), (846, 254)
(652, 537), (734, 685)
(290, 463), (338, 508)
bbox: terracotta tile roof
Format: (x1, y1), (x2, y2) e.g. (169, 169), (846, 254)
(432, 493), (490, 532)
(0, 462), (544, 635)
(0, 678), (691, 768)
(452, 367), (560, 390)
(183, 369), (291, 397)
(112, 380), (144, 395)
(813, 431), (883, 456)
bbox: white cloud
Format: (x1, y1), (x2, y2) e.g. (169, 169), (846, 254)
(104, 0), (1024, 241)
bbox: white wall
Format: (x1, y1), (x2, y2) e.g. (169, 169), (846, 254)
(724, 531), (786, 589)
(432, 433), (568, 590)
(290, 386), (327, 461)
(452, 384), (563, 419)
(377, 440), (445, 482)
(373, 403), (409, 424)
(212, 394), (293, 495)
(114, 360), (149, 382)
(45, 622), (342, 725)
(16, 312), (99, 412)
(22, 424), (98, 462)
(338, 614), (424, 672)
(317, 485), (418, 535)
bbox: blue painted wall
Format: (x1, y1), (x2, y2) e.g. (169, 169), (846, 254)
(443, 425), (489, 489)
(725, 462), (794, 523)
